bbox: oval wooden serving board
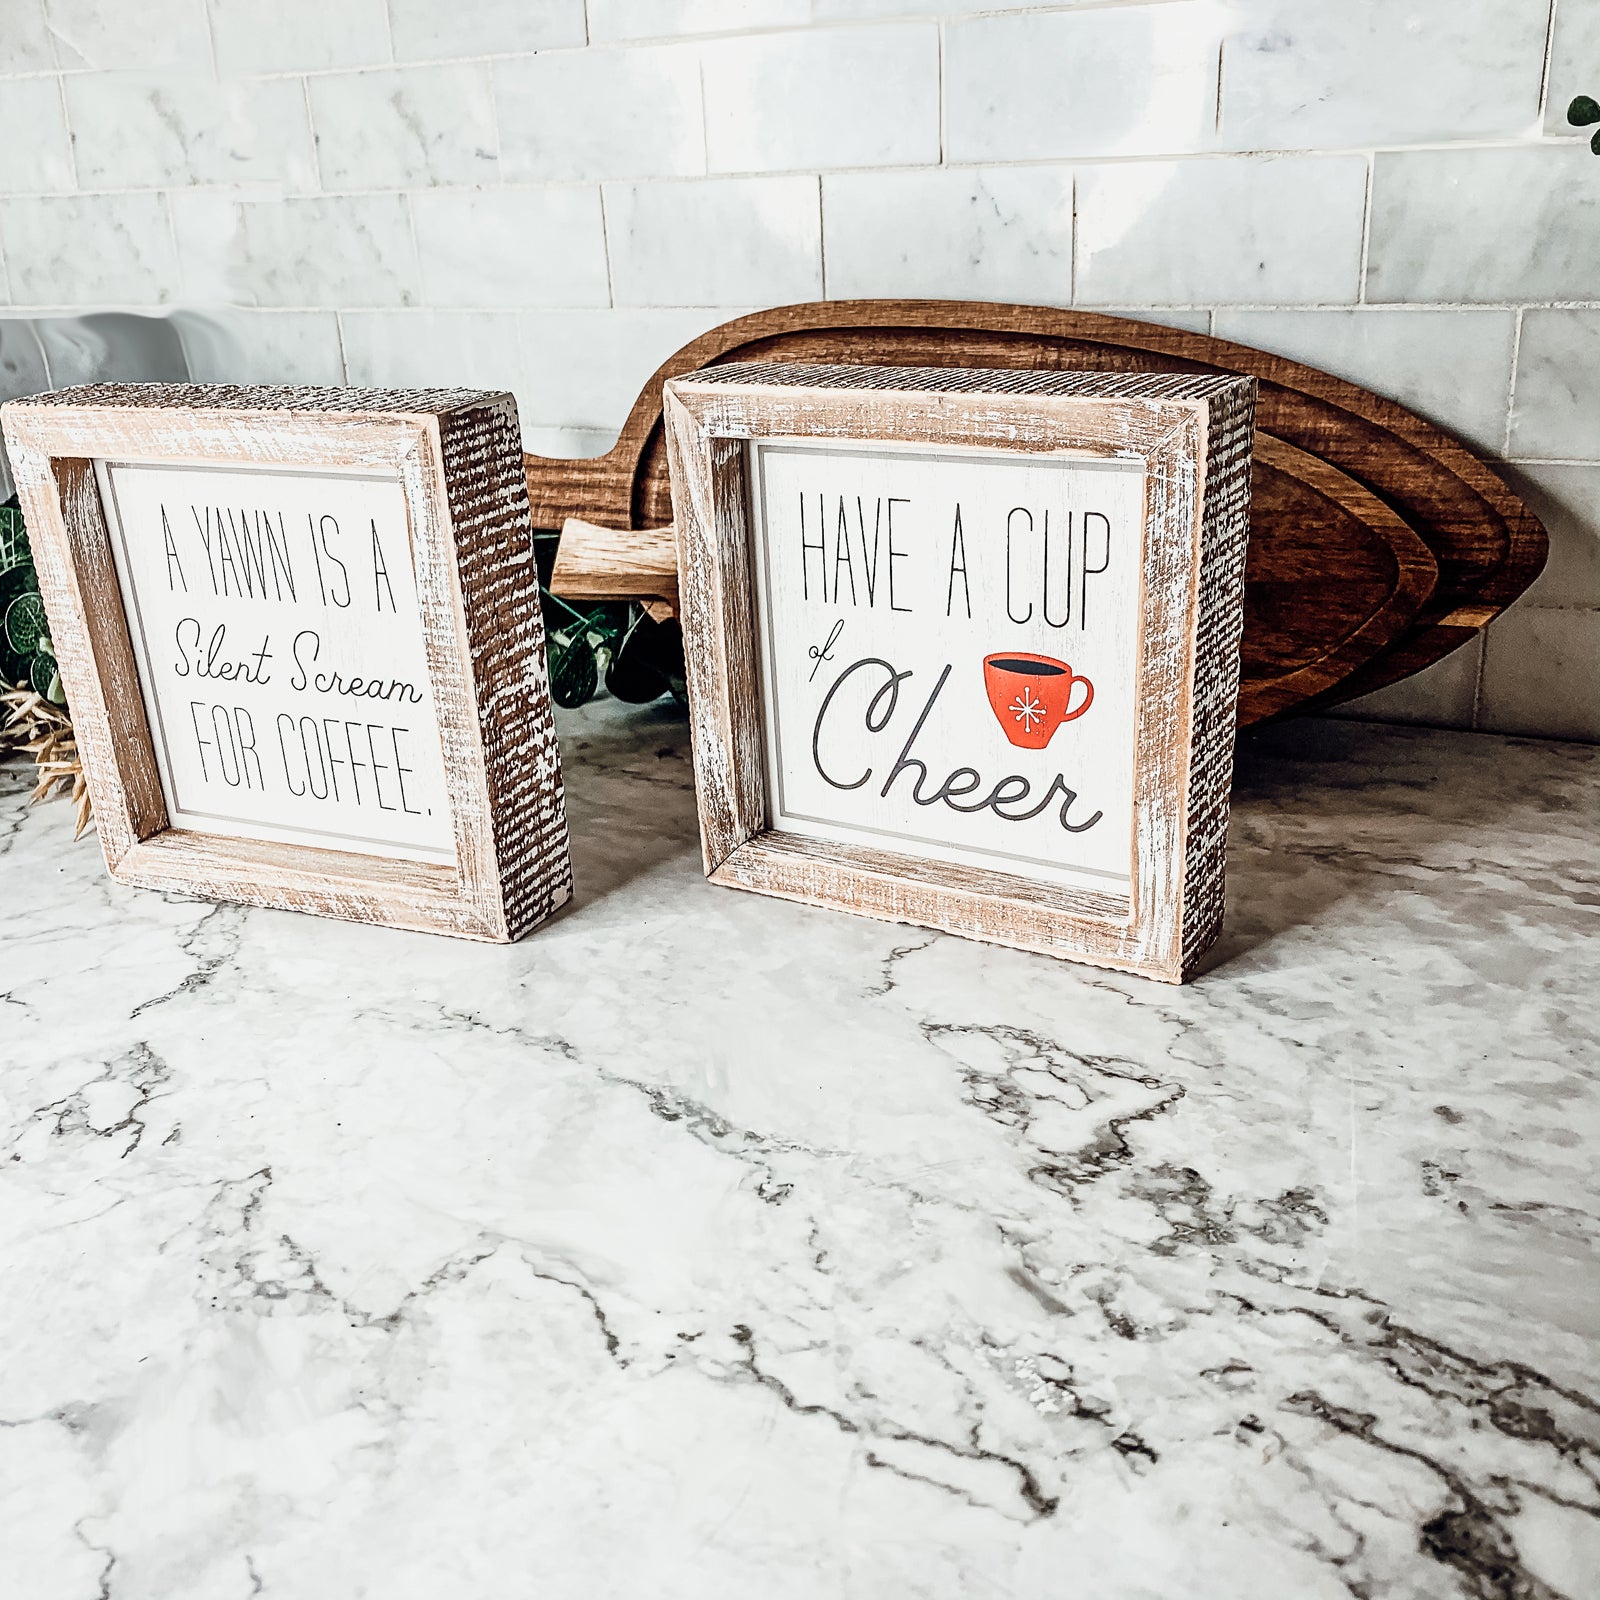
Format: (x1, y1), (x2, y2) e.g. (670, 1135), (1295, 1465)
(524, 301), (1546, 725)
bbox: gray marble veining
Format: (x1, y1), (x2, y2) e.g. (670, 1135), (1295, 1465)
(0, 704), (1595, 1598)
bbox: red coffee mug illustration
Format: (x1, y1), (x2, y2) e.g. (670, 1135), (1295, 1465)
(982, 653), (1094, 750)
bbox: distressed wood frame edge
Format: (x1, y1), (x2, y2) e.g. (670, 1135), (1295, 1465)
(663, 363), (1257, 984)
(1, 385), (571, 943)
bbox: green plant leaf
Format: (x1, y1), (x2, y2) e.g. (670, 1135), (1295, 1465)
(4, 591), (47, 655)
(1569, 93), (1600, 127)
(549, 636), (599, 709)
(1593, 127), (1600, 156)
(0, 504), (30, 577)
(29, 648), (62, 702)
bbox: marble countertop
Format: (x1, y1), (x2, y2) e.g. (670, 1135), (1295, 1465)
(2, 702), (1596, 1600)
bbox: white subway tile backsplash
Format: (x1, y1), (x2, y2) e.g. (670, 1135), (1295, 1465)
(1508, 310), (1600, 463)
(1367, 147), (1600, 305)
(1326, 635), (1484, 731)
(340, 308), (525, 393)
(0, 193), (178, 306)
(1479, 605), (1600, 742)
(209, 0), (392, 76)
(823, 167), (1073, 304)
(523, 423), (620, 457)
(587, 0), (808, 44)
(1077, 155), (1367, 306)
(1092, 307), (1213, 335)
(46, 0), (212, 71)
(494, 45), (705, 182)
(173, 308), (347, 384)
(0, 0), (55, 73)
(386, 0), (586, 61)
(1219, 0), (1548, 151)
(169, 192), (420, 307)
(518, 306), (735, 425)
(1544, 0), (1600, 138)
(701, 24), (939, 173)
(945, 6), (1222, 164)
(0, 0), (1589, 743)
(0, 77), (74, 194)
(310, 65), (498, 190)
(1502, 464), (1600, 609)
(64, 74), (318, 193)
(1213, 308), (1517, 457)
(604, 176), (822, 305)
(411, 188), (610, 307)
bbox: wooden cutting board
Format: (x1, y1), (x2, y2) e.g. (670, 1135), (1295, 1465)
(524, 301), (1546, 724)
(1244, 435), (1439, 720)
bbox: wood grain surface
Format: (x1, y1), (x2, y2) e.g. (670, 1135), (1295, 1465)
(525, 301), (1546, 723)
(551, 516), (679, 610)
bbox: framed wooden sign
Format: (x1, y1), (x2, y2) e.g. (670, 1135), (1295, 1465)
(2, 384), (571, 942)
(663, 363), (1256, 983)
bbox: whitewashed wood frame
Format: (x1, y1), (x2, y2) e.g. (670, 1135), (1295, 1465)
(663, 363), (1256, 983)
(3, 384), (571, 942)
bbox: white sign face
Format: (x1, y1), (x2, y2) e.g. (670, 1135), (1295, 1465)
(98, 460), (456, 864)
(748, 439), (1146, 900)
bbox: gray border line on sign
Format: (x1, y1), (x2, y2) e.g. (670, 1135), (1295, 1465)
(100, 459), (455, 863)
(747, 436), (1140, 893)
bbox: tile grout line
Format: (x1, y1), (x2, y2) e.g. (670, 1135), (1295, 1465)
(597, 185), (615, 311)
(696, 49), (711, 179)
(401, 188), (425, 309)
(1069, 169), (1077, 306)
(1536, 0), (1558, 124)
(1503, 305), (1525, 458)
(816, 175), (828, 301)
(5, 139), (1596, 206)
(159, 187), (185, 304)
(52, 71), (81, 194)
(1356, 152), (1374, 304)
(300, 76), (325, 196)
(202, 0), (222, 82)
(482, 52), (506, 186)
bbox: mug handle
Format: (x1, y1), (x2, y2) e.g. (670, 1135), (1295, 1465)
(1059, 673), (1094, 723)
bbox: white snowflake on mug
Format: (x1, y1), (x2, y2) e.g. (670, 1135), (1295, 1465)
(1010, 688), (1045, 731)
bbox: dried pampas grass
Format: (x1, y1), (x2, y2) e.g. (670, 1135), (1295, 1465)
(2, 684), (93, 838)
